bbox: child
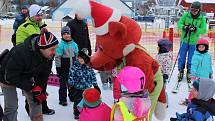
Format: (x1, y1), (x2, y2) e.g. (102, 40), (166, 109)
(170, 78), (215, 121)
(180, 38), (213, 106)
(156, 39), (173, 86)
(77, 88), (111, 121)
(156, 39), (172, 107)
(55, 26), (79, 106)
(68, 49), (100, 119)
(112, 66), (151, 121)
(191, 38), (213, 79)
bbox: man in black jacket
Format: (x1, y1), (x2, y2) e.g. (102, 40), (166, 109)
(0, 32), (58, 121)
(66, 14), (92, 56)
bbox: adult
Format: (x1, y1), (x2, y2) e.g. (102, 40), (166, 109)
(177, 1), (206, 84)
(15, 4), (55, 115)
(0, 32), (58, 121)
(12, 6), (29, 46)
(66, 14), (92, 56)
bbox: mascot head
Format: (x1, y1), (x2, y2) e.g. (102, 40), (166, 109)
(71, 0), (142, 70)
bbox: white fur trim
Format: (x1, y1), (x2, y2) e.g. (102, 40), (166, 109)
(123, 43), (136, 56)
(70, 0), (91, 18)
(94, 8), (121, 36)
(154, 102), (166, 121)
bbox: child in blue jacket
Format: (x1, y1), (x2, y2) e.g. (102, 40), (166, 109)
(68, 49), (100, 119)
(55, 26), (79, 106)
(170, 78), (215, 121)
(191, 38), (213, 80)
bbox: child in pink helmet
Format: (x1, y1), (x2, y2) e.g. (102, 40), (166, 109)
(112, 66), (151, 120)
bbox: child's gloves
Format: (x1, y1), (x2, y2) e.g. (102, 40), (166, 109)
(31, 85), (47, 104)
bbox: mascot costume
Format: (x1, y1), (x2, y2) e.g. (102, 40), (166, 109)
(71, 0), (167, 120)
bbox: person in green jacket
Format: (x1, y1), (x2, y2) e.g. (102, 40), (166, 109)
(15, 4), (46, 45)
(15, 4), (55, 115)
(176, 1), (207, 89)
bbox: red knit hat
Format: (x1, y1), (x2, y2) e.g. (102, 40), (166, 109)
(71, 0), (121, 36)
(83, 88), (101, 107)
(38, 32), (59, 49)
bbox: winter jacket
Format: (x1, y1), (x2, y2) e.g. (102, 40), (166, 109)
(68, 60), (98, 90)
(156, 51), (173, 77)
(55, 38), (79, 68)
(0, 34), (52, 91)
(16, 18), (42, 45)
(66, 18), (92, 55)
(178, 12), (206, 45)
(191, 51), (213, 78)
(78, 103), (111, 121)
(13, 13), (28, 32)
(175, 99), (215, 121)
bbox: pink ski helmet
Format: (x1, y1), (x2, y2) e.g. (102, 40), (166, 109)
(117, 66), (146, 93)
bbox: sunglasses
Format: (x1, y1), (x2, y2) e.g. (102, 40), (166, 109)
(191, 8), (199, 12)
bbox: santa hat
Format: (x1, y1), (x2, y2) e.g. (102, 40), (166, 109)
(71, 0), (121, 35)
(29, 4), (43, 17)
(38, 32), (59, 49)
(82, 88), (102, 108)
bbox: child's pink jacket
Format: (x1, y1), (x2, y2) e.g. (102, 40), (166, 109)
(78, 103), (111, 121)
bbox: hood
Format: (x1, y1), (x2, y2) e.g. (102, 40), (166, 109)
(198, 78), (215, 101)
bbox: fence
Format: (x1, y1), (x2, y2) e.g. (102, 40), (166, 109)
(0, 20), (215, 64)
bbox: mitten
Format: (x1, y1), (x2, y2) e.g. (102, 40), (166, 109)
(31, 86), (47, 104)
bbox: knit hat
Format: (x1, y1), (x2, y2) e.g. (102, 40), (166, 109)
(70, 0), (121, 35)
(192, 80), (200, 91)
(37, 32), (59, 49)
(61, 26), (71, 36)
(29, 4), (43, 17)
(157, 39), (172, 53)
(78, 48), (90, 64)
(83, 88), (102, 108)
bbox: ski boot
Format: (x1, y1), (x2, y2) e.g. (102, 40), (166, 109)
(172, 71), (184, 93)
(187, 71), (192, 91)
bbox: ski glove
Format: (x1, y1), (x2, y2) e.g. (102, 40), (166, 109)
(209, 73), (213, 79)
(189, 25), (197, 32)
(183, 25), (190, 31)
(94, 85), (101, 94)
(31, 85), (47, 104)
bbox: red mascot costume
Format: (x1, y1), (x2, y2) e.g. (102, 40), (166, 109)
(70, 0), (166, 120)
